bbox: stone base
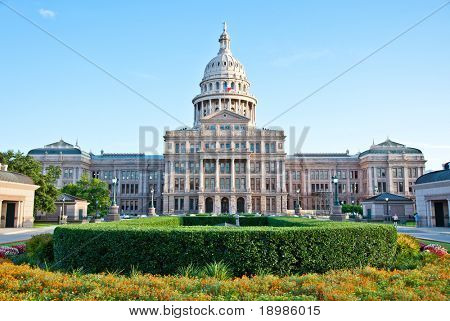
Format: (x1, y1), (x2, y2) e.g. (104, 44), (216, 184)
(105, 205), (120, 222)
(295, 207), (301, 215)
(330, 205), (346, 221)
(148, 207), (156, 216)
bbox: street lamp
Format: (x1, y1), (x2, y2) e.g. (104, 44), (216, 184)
(332, 176), (339, 206)
(95, 200), (99, 218)
(385, 197), (389, 221)
(112, 177), (118, 206)
(295, 189), (301, 214)
(60, 197), (66, 224)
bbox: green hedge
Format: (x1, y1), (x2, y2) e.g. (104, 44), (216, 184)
(181, 216), (268, 226)
(53, 218), (396, 276)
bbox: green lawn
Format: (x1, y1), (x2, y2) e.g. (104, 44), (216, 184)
(0, 241), (26, 247)
(33, 222), (57, 228)
(416, 238), (450, 251)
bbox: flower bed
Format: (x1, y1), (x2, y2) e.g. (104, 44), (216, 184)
(0, 256), (447, 301)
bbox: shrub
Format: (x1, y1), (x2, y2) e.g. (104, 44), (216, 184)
(182, 216), (268, 226)
(202, 261), (232, 280)
(53, 218), (396, 276)
(393, 234), (422, 270)
(26, 234), (54, 265)
(0, 246), (19, 258)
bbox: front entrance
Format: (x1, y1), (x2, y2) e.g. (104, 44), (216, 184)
(205, 197), (214, 213)
(434, 202), (445, 227)
(5, 203), (16, 228)
(221, 197), (229, 214)
(237, 197), (245, 213)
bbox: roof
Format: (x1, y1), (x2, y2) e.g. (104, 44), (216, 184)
(415, 169), (450, 185)
(363, 193), (413, 202)
(359, 139), (422, 158)
(28, 139), (90, 157)
(56, 193), (87, 202)
(90, 153), (163, 160)
(0, 170), (35, 185)
(292, 153), (355, 158)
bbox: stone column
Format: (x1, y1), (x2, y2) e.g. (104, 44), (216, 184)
(404, 166), (409, 196)
(246, 158), (251, 192)
(281, 161), (286, 193)
(199, 158), (204, 192)
(276, 161), (281, 192)
(163, 161), (169, 193)
(231, 157), (235, 191)
(288, 170), (293, 195)
(368, 167), (373, 195)
(185, 160), (190, 192)
(215, 158), (220, 192)
(170, 161), (175, 193)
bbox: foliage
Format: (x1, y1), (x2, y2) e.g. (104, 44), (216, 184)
(0, 256), (448, 300)
(341, 204), (363, 214)
(0, 246), (19, 258)
(26, 234), (54, 266)
(0, 151), (61, 214)
(181, 216), (268, 226)
(393, 234), (423, 270)
(423, 244), (448, 257)
(61, 174), (110, 216)
(53, 217), (397, 276)
(202, 261), (232, 280)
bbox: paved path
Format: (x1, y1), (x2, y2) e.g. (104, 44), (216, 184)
(397, 226), (450, 243)
(0, 226), (56, 244)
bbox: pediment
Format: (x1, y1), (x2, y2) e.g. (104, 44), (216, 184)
(200, 109), (250, 123)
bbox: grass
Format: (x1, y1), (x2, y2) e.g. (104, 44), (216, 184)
(0, 241), (26, 247)
(33, 222), (58, 228)
(417, 238), (450, 251)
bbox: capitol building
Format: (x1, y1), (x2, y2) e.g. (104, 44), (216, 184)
(29, 25), (426, 215)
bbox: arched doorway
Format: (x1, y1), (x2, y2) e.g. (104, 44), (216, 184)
(221, 197), (229, 214)
(237, 197), (245, 213)
(205, 197), (214, 213)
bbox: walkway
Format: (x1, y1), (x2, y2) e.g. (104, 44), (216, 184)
(397, 226), (450, 243)
(0, 226), (57, 244)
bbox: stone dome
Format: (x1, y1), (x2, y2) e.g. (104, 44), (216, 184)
(202, 23), (248, 82)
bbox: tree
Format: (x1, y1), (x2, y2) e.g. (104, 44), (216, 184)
(61, 174), (111, 216)
(341, 204), (363, 215)
(0, 151), (61, 214)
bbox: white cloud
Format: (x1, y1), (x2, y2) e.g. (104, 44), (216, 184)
(38, 9), (56, 19)
(272, 50), (331, 67)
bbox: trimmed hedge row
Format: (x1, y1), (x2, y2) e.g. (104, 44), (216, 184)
(181, 216), (268, 226)
(53, 218), (397, 276)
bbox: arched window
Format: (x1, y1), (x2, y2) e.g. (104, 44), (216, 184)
(231, 82), (235, 89)
(238, 83), (241, 91)
(223, 81), (228, 91)
(208, 83), (212, 91)
(224, 61), (226, 66)
(215, 82), (219, 90)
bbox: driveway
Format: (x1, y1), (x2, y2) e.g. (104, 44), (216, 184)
(0, 226), (57, 244)
(397, 226), (450, 243)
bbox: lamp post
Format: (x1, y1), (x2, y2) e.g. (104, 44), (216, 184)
(385, 197), (389, 221)
(295, 189), (301, 215)
(105, 177), (120, 221)
(148, 175), (156, 216)
(60, 197), (66, 224)
(330, 175), (344, 221)
(95, 200), (99, 218)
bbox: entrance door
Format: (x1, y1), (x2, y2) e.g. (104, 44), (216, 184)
(5, 203), (16, 228)
(205, 197), (214, 213)
(221, 197), (229, 214)
(237, 197), (245, 213)
(435, 202), (445, 227)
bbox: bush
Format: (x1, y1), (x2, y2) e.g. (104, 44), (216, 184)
(53, 218), (396, 276)
(26, 234), (54, 265)
(392, 234), (422, 270)
(182, 216), (267, 226)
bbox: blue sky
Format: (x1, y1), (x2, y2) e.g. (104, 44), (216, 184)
(0, 0), (449, 170)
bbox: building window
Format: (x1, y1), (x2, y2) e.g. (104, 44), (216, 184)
(392, 168), (404, 178)
(266, 197), (276, 212)
(376, 168), (386, 178)
(174, 198), (184, 211)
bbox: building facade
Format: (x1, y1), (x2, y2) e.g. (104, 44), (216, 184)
(28, 25), (427, 215)
(414, 163), (450, 227)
